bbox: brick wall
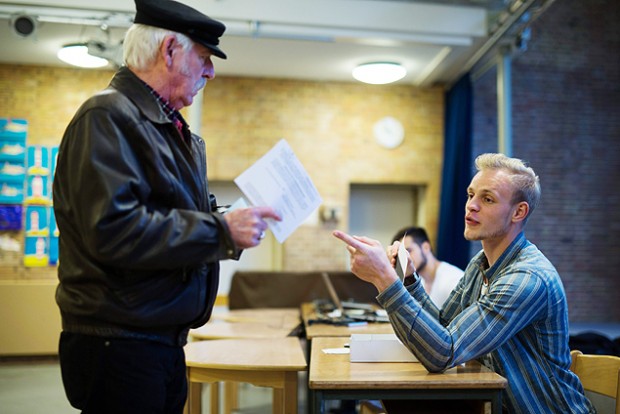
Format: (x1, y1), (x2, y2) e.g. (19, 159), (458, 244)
(473, 0), (620, 322)
(4, 0), (615, 322)
(0, 66), (445, 278)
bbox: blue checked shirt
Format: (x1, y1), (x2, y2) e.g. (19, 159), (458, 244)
(377, 232), (594, 414)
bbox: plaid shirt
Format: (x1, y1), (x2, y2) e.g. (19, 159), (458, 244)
(377, 232), (594, 414)
(142, 81), (190, 143)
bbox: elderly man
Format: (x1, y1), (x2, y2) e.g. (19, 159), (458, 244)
(53, 0), (280, 412)
(334, 153), (593, 413)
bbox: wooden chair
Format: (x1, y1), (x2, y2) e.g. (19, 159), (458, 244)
(570, 350), (620, 414)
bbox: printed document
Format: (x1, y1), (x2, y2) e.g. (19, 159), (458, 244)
(234, 139), (322, 243)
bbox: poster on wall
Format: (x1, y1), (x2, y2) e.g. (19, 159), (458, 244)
(49, 146), (59, 265)
(23, 205), (50, 267)
(22, 145), (55, 267)
(49, 207), (59, 265)
(0, 204), (22, 231)
(0, 118), (27, 204)
(25, 145), (51, 205)
(1, 127), (60, 267)
(50, 146), (59, 177)
(23, 236), (49, 267)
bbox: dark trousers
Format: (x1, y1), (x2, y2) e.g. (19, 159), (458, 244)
(59, 332), (187, 414)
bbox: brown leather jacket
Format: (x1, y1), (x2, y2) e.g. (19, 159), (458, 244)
(53, 67), (238, 346)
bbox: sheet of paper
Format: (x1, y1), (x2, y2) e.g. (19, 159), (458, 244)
(234, 139), (322, 243)
(225, 197), (249, 213)
(395, 235), (408, 281)
(322, 347), (350, 355)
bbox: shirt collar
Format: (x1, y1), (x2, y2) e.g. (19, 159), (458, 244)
(475, 231), (528, 280)
(140, 81), (188, 130)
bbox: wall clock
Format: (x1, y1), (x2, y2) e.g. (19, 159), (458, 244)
(373, 116), (404, 149)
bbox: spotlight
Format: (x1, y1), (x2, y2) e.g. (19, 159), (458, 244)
(11, 14), (37, 37)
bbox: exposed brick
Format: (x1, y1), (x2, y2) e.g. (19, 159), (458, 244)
(473, 0), (620, 322)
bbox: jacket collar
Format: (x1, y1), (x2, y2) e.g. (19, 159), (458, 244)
(108, 67), (171, 126)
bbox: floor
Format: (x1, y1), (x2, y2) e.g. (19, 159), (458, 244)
(1, 355), (618, 414)
(0, 358), (78, 414)
(2, 321), (618, 414)
(0, 357), (325, 414)
(0, 305), (322, 414)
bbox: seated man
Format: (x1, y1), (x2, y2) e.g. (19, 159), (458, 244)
(334, 153), (594, 413)
(392, 226), (463, 308)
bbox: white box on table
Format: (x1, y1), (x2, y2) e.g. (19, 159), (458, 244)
(349, 333), (418, 362)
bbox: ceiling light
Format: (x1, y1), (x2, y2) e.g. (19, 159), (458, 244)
(352, 62), (407, 85)
(57, 43), (109, 68)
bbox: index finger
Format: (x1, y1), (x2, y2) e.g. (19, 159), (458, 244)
(253, 206), (282, 221)
(332, 230), (365, 250)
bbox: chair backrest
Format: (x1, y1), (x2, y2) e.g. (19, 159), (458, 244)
(570, 350), (620, 414)
(227, 270), (378, 309)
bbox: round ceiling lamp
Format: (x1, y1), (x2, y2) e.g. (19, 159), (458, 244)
(352, 62), (407, 85)
(57, 43), (109, 68)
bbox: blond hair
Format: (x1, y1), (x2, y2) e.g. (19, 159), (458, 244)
(475, 153), (541, 222)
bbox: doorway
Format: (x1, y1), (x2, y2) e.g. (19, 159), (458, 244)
(349, 184), (424, 246)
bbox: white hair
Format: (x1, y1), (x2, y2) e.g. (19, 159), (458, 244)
(123, 24), (194, 71)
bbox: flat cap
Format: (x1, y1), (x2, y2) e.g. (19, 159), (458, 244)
(134, 0), (227, 59)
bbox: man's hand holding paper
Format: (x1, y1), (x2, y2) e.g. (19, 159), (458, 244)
(234, 139), (322, 243)
(224, 206), (281, 248)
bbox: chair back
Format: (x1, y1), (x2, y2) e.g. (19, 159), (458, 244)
(570, 350), (620, 414)
(228, 270), (378, 309)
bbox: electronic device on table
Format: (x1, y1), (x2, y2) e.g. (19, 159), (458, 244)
(311, 273), (389, 326)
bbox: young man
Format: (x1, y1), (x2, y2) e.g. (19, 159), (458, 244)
(391, 226), (463, 308)
(333, 153), (593, 413)
(53, 1), (280, 412)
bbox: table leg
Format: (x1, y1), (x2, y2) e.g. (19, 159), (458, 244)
(210, 382), (219, 414)
(224, 382), (239, 414)
(491, 391), (502, 414)
(283, 371), (298, 414)
(273, 388), (284, 414)
(311, 389), (324, 414)
(305, 339), (312, 414)
(186, 380), (202, 414)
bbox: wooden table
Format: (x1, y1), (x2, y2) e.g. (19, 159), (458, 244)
(309, 337), (507, 414)
(190, 308), (301, 340)
(185, 337), (307, 414)
(187, 308), (302, 414)
(300, 302), (395, 411)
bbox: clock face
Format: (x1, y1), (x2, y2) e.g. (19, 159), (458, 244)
(373, 116), (404, 149)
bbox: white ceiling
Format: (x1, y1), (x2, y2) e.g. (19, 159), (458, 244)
(0, 0), (524, 87)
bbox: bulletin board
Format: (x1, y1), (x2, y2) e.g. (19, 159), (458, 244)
(0, 118), (59, 270)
